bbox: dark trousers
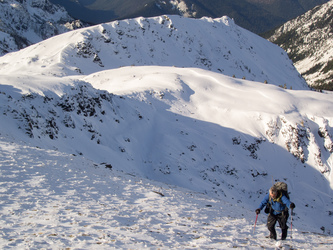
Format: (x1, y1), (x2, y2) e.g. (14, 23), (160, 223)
(267, 211), (289, 240)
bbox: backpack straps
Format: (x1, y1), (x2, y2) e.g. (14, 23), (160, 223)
(268, 191), (288, 214)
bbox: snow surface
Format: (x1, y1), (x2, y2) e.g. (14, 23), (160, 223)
(0, 135), (332, 249)
(0, 15), (333, 248)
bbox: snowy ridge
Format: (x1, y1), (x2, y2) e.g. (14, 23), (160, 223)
(0, 15), (307, 90)
(0, 15), (332, 248)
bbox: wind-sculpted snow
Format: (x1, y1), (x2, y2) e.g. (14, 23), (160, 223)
(0, 15), (308, 90)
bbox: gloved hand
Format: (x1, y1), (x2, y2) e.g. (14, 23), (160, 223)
(255, 209), (260, 214)
(290, 203), (295, 209)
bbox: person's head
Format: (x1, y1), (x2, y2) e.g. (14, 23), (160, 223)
(269, 186), (278, 199)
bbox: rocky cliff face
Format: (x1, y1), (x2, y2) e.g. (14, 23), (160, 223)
(266, 0), (333, 90)
(0, 0), (84, 56)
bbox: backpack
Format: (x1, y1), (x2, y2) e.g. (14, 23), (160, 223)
(273, 181), (290, 200)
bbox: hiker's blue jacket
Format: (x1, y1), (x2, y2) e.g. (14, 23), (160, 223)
(258, 193), (292, 215)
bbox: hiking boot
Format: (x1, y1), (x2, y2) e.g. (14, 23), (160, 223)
(269, 234), (277, 240)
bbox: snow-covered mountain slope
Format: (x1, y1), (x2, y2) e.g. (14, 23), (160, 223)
(0, 15), (308, 90)
(0, 0), (84, 56)
(0, 15), (332, 242)
(1, 65), (333, 235)
(1, 136), (332, 249)
(267, 0), (333, 90)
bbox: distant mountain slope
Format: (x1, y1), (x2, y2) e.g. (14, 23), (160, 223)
(265, 0), (333, 90)
(0, 15), (308, 90)
(0, 0), (84, 56)
(246, 0), (328, 21)
(48, 0), (328, 33)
